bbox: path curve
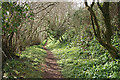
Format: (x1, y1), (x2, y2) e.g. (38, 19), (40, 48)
(41, 40), (62, 78)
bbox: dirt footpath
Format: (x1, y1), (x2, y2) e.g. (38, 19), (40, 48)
(42, 46), (62, 78)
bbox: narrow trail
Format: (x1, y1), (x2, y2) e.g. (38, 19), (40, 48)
(41, 40), (62, 78)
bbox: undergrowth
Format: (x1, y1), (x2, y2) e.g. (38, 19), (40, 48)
(46, 36), (120, 78)
(3, 45), (47, 78)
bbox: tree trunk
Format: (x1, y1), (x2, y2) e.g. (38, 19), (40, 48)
(96, 37), (119, 59)
(85, 2), (120, 59)
(102, 3), (112, 43)
(117, 1), (120, 30)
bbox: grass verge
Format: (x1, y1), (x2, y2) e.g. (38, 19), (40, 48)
(46, 38), (120, 78)
(3, 45), (47, 78)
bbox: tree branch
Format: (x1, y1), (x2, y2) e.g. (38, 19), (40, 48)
(34, 3), (57, 14)
(84, 1), (101, 38)
(91, 15), (97, 37)
(91, 0), (95, 8)
(97, 1), (104, 13)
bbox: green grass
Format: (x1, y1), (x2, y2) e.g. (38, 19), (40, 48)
(3, 45), (47, 78)
(3, 35), (120, 78)
(47, 37), (120, 78)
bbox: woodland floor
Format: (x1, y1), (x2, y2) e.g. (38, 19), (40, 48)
(41, 43), (62, 78)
